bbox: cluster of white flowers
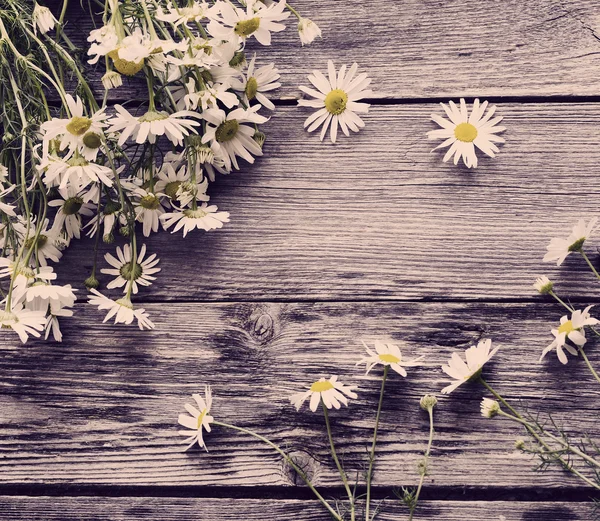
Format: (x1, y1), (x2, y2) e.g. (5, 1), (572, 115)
(0, 0), (322, 343)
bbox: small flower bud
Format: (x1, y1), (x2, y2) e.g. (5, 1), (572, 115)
(420, 395), (438, 411)
(298, 18), (322, 46)
(84, 275), (99, 290)
(253, 131), (266, 148)
(533, 275), (553, 295)
(480, 398), (500, 418)
(515, 439), (526, 450)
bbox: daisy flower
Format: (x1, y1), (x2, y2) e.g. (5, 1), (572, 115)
(543, 218), (597, 266)
(87, 24), (119, 65)
(298, 60), (372, 143)
(231, 54), (281, 111)
(290, 375), (358, 412)
(40, 155), (114, 190)
(0, 303), (47, 343)
(108, 105), (201, 146)
(160, 204), (230, 237)
(133, 188), (167, 237)
(33, 3), (57, 34)
(298, 18), (321, 46)
(0, 259), (56, 304)
(48, 186), (95, 239)
(156, 1), (216, 27)
(357, 341), (424, 377)
(201, 106), (267, 171)
(540, 306), (598, 364)
(88, 289), (155, 330)
(101, 243), (161, 294)
(533, 275), (554, 295)
(178, 386), (214, 451)
(25, 283), (77, 341)
(441, 339), (500, 395)
(101, 71), (123, 90)
(208, 0), (290, 46)
(17, 219), (64, 266)
(427, 98), (506, 168)
(0, 185), (17, 216)
(40, 95), (108, 160)
(480, 398), (500, 418)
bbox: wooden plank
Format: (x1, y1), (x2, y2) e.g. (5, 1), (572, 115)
(1, 302), (599, 489)
(53, 103), (600, 301)
(0, 497), (594, 521)
(59, 0), (600, 99)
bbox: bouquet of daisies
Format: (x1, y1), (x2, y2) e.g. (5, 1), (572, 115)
(0, 0), (320, 343)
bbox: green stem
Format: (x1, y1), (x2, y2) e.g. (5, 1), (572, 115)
(286, 2), (302, 20)
(548, 290), (574, 313)
(578, 346), (600, 385)
(365, 366), (388, 521)
(322, 401), (355, 521)
(580, 249), (600, 282)
(213, 420), (342, 521)
(408, 407), (435, 521)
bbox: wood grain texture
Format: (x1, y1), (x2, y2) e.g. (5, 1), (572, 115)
(1, 302), (599, 490)
(59, 0), (600, 100)
(0, 497), (594, 521)
(49, 103), (600, 302)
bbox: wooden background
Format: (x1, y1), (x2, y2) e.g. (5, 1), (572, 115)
(2, 0), (600, 519)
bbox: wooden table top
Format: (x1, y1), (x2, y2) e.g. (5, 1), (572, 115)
(2, 1), (599, 519)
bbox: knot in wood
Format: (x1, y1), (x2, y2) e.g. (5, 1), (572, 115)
(253, 313), (274, 343)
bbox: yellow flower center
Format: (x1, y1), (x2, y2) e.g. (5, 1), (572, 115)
(215, 119), (239, 143)
(183, 208), (207, 219)
(196, 409), (208, 429)
(164, 181), (182, 200)
(378, 353), (400, 364)
(454, 122), (478, 143)
(234, 17), (260, 37)
(24, 234), (48, 250)
(119, 262), (142, 281)
(558, 320), (576, 335)
(83, 132), (102, 149)
(66, 116), (92, 136)
(108, 50), (144, 76)
(324, 89), (348, 115)
(310, 380), (335, 393)
(245, 77), (258, 100)
(139, 111), (168, 123)
(139, 194), (161, 210)
(63, 196), (83, 216)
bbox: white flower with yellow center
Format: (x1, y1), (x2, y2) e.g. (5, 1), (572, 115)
(40, 155), (114, 190)
(108, 105), (201, 146)
(160, 204), (230, 237)
(208, 0), (290, 46)
(533, 275), (553, 295)
(178, 386), (214, 451)
(88, 289), (155, 330)
(33, 3), (57, 34)
(543, 218), (597, 266)
(290, 375), (358, 412)
(87, 24), (119, 65)
(201, 106), (267, 171)
(480, 398), (500, 418)
(0, 303), (47, 344)
(133, 188), (167, 237)
(40, 95), (108, 160)
(24, 283), (77, 342)
(172, 78), (238, 112)
(540, 306), (598, 364)
(101, 243), (161, 295)
(427, 98), (506, 168)
(231, 54), (281, 111)
(157, 1), (217, 27)
(298, 18), (321, 46)
(48, 186), (94, 239)
(0, 259), (57, 304)
(357, 341), (424, 377)
(298, 60), (372, 143)
(15, 219), (64, 267)
(441, 339), (499, 395)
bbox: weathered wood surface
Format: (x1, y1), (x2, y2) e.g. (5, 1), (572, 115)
(1, 303), (598, 490)
(64, 0), (600, 99)
(0, 497), (594, 521)
(54, 103), (600, 302)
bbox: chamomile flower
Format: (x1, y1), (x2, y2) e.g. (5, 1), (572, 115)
(88, 289), (155, 330)
(48, 186), (95, 239)
(108, 105), (201, 146)
(290, 375), (358, 412)
(0, 303), (47, 343)
(533, 275), (554, 295)
(33, 3), (57, 34)
(101, 243), (161, 294)
(133, 189), (167, 237)
(543, 218), (598, 266)
(178, 386), (214, 451)
(16, 219), (64, 266)
(40, 95), (108, 160)
(24, 284), (77, 342)
(0, 185), (17, 216)
(357, 341), (424, 377)
(101, 71), (123, 90)
(160, 204), (230, 237)
(298, 18), (321, 45)
(156, 1), (216, 27)
(540, 306), (599, 364)
(480, 398), (500, 418)
(231, 54), (280, 110)
(87, 24), (119, 65)
(201, 106), (267, 171)
(427, 98), (506, 169)
(298, 61), (372, 143)
(40, 155), (114, 189)
(208, 0), (290, 46)
(441, 339), (499, 395)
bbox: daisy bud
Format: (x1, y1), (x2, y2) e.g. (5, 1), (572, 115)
(515, 439), (526, 450)
(101, 70), (123, 90)
(480, 397), (500, 418)
(253, 131), (266, 148)
(33, 3), (57, 34)
(84, 275), (99, 290)
(420, 394), (438, 412)
(298, 18), (322, 46)
(533, 275), (553, 295)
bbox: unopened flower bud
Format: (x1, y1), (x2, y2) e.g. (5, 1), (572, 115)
(515, 439), (526, 450)
(420, 395), (437, 411)
(84, 275), (99, 290)
(253, 131), (266, 148)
